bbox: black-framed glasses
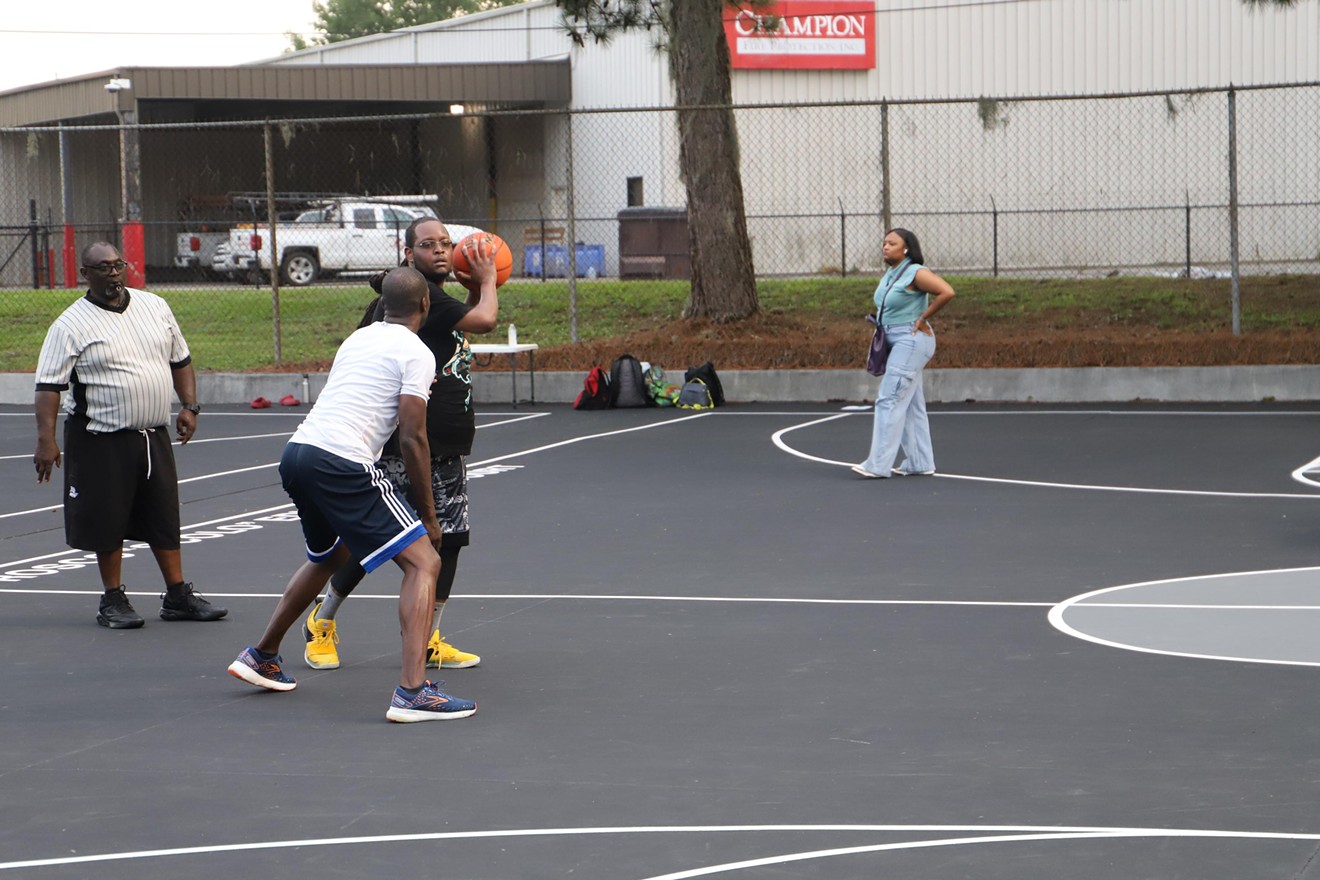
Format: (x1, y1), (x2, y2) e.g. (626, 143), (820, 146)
(83, 260), (127, 273)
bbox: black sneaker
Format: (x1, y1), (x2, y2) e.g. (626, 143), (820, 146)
(97, 587), (145, 629)
(160, 583), (228, 622)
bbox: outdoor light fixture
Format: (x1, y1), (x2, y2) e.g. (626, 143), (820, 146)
(449, 103), (465, 115)
(104, 78), (132, 93)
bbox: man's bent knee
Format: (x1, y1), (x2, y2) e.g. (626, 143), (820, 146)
(394, 536), (440, 580)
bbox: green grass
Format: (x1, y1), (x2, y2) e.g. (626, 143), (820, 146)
(2, 273), (1317, 372)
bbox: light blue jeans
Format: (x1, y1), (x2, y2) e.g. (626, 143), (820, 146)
(862, 322), (936, 476)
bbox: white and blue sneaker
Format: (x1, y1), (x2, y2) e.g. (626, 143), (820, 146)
(386, 680), (476, 723)
(228, 646), (297, 692)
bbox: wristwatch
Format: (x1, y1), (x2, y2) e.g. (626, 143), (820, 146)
(182, 403), (202, 414)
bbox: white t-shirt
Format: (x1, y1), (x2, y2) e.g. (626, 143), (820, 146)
(290, 322), (436, 465)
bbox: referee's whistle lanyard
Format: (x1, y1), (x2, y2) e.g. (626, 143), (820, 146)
(138, 429), (153, 479)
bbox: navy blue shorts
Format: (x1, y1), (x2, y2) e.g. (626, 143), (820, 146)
(279, 442), (426, 573)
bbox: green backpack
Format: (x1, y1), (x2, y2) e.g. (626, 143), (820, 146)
(645, 365), (681, 407)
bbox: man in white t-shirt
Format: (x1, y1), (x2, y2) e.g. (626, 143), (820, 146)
(228, 267), (476, 723)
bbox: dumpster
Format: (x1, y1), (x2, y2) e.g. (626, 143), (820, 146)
(617, 206), (690, 279)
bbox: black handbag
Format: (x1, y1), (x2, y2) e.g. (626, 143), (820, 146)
(866, 261), (912, 377)
(865, 314), (891, 377)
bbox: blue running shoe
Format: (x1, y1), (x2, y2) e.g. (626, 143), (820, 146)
(386, 680), (476, 722)
(228, 646), (297, 692)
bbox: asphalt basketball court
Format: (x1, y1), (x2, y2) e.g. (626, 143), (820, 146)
(3, 400), (1320, 879)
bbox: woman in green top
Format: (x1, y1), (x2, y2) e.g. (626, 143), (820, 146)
(853, 228), (956, 479)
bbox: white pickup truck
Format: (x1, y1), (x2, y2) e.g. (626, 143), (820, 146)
(175, 231), (230, 275)
(213, 196), (477, 286)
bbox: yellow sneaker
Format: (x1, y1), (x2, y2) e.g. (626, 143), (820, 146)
(302, 602), (340, 670)
(426, 630), (480, 669)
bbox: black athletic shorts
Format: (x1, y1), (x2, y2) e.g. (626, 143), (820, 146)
(63, 420), (181, 552)
(280, 442), (427, 573)
(376, 454), (470, 549)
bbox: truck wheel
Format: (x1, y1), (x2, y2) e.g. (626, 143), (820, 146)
(280, 251), (319, 286)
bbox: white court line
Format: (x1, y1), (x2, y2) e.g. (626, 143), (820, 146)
(634, 832), (1152, 880)
(771, 413), (852, 465)
(468, 411), (713, 467)
(0, 411), (551, 520)
(0, 431), (293, 461)
(934, 472), (1320, 500)
(0, 504), (296, 569)
(0, 412), (706, 571)
(0, 462), (281, 522)
(0, 504), (61, 521)
(772, 413), (1320, 500)
(4, 823), (1319, 873)
(0, 412), (542, 462)
(1290, 452), (1320, 489)
(11, 588), (1320, 613)
(0, 588), (1051, 605)
(1048, 565), (1320, 668)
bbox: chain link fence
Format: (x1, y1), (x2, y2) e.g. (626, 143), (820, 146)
(0, 82), (1315, 360)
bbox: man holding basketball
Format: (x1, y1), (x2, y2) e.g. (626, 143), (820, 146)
(301, 217), (499, 673)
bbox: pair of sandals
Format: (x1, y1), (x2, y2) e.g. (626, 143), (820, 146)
(250, 394), (301, 409)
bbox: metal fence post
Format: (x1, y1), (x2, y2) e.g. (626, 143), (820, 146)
(839, 198), (847, 278)
(991, 195), (999, 278)
(538, 205), (547, 282)
(28, 199), (39, 289)
(265, 122), (282, 367)
(565, 111), (579, 344)
(58, 124), (76, 287)
(879, 101), (891, 234)
(1227, 86), (1242, 336)
(1184, 189), (1192, 279)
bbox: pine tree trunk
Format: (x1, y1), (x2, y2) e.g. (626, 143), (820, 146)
(668, 0), (759, 322)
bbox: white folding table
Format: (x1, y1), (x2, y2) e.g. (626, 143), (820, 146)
(470, 343), (540, 406)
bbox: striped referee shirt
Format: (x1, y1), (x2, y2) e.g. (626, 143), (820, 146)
(34, 288), (192, 433)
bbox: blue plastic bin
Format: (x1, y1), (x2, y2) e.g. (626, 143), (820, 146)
(523, 244), (605, 278)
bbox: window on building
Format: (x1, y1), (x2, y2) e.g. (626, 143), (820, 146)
(627, 177), (644, 207)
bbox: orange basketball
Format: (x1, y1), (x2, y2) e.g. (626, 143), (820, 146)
(451, 232), (512, 289)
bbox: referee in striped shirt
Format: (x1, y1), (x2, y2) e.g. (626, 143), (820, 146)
(33, 242), (226, 629)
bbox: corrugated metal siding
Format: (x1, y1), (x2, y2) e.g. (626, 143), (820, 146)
(256, 0), (1319, 107)
(0, 62), (571, 127)
(0, 128), (119, 285)
(128, 64), (569, 105)
(734, 0), (1319, 104)
(0, 76), (118, 127)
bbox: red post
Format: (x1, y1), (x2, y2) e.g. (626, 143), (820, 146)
(121, 221), (146, 288)
(62, 225), (78, 287)
(46, 249), (56, 289)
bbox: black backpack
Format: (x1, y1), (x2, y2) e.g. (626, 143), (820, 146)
(608, 354), (652, 408)
(684, 361), (725, 407)
(573, 366), (611, 410)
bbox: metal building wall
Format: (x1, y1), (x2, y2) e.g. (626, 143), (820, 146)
(735, 0), (1320, 105)
(0, 128), (120, 287)
(263, 0), (1318, 107)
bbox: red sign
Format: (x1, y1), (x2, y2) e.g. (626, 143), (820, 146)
(726, 0), (876, 70)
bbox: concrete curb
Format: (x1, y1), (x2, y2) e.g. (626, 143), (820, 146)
(4, 365), (1318, 406)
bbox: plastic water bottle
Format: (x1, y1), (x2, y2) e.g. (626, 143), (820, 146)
(508, 324), (517, 345)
